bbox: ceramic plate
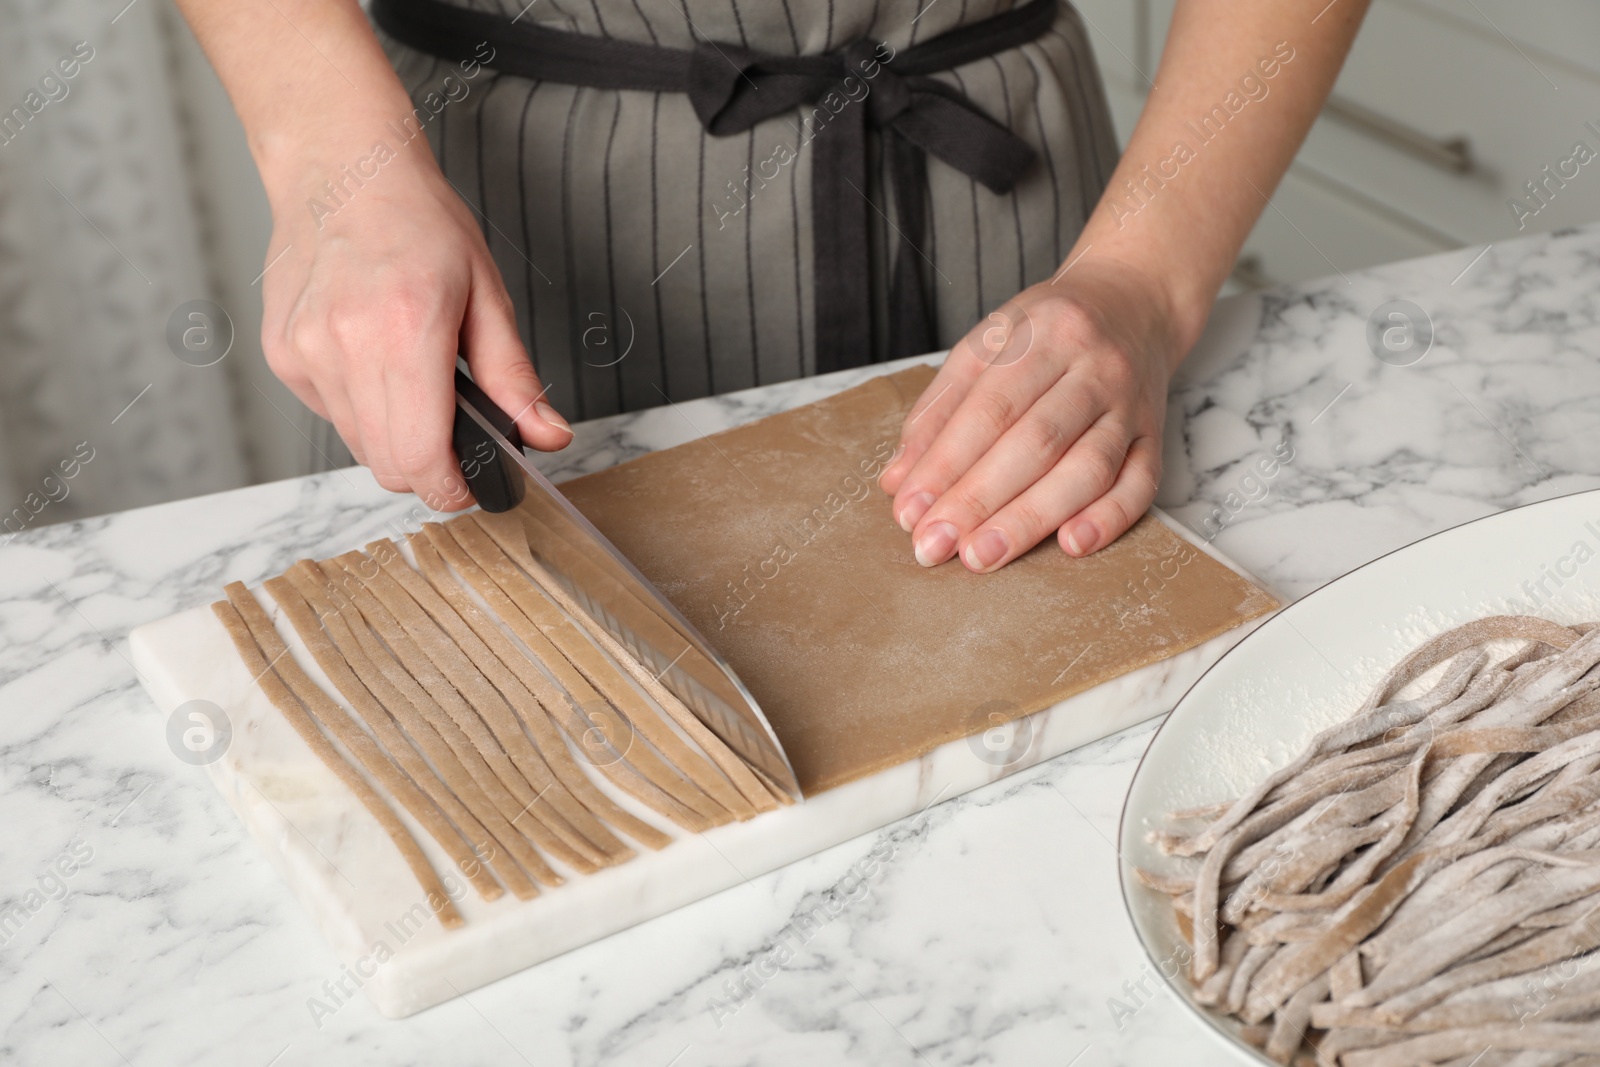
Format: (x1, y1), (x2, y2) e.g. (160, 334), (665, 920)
(1118, 488), (1600, 1064)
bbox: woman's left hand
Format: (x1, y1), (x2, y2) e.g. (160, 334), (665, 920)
(877, 256), (1187, 572)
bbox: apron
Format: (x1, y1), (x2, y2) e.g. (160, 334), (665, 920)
(371, 0), (1118, 420)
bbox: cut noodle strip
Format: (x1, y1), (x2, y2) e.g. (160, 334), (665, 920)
(281, 564), (547, 898)
(262, 575), (512, 902)
(213, 590), (463, 927)
(443, 516), (750, 821)
(308, 560), (566, 886)
(480, 510), (784, 813)
(417, 522), (719, 831)
(406, 531), (671, 850)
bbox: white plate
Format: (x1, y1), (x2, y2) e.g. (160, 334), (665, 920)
(1118, 488), (1600, 1064)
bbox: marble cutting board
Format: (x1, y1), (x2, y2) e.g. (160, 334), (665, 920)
(127, 509), (1275, 1019)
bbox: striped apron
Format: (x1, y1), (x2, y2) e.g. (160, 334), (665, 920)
(372, 0), (1118, 420)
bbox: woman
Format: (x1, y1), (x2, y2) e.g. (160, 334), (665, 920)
(177, 0), (1368, 571)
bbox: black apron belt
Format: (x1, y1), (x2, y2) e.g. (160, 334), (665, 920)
(371, 0), (1057, 371)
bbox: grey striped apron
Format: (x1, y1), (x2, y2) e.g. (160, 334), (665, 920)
(372, 0), (1118, 421)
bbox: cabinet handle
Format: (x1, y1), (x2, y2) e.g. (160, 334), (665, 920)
(1323, 94), (1476, 176)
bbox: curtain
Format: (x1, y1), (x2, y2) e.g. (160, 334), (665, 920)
(0, 0), (339, 535)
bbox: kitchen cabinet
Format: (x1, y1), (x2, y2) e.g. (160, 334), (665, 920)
(1085, 0), (1600, 289)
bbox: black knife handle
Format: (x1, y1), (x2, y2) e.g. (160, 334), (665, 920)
(451, 367), (527, 514)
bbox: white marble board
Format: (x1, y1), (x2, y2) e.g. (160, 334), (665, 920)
(128, 509), (1274, 1019)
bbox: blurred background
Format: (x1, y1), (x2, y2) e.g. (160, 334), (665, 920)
(3, 0), (1598, 528)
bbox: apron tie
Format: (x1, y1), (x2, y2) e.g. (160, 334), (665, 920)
(372, 0), (1057, 370)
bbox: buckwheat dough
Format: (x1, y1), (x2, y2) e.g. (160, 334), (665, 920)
(337, 549), (618, 871)
(363, 539), (633, 866)
(417, 522), (720, 832)
(443, 516), (753, 821)
(558, 364), (1280, 795)
(405, 531), (672, 851)
(326, 552), (599, 876)
(213, 588), (464, 928)
(472, 511), (780, 814)
(306, 559), (565, 887)
(487, 495), (798, 800)
(262, 574), (511, 902)
(281, 563), (546, 899)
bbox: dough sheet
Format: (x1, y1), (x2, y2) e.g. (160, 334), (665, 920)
(210, 365), (1278, 920)
(561, 365), (1280, 793)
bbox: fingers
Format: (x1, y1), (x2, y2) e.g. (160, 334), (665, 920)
(268, 318), (370, 469)
(877, 351), (978, 497)
(267, 357), (327, 420)
(906, 373), (1102, 553)
(382, 317), (472, 512)
(320, 385), (367, 468)
(1057, 434), (1162, 559)
(463, 258), (572, 453)
(877, 312), (1028, 497)
(910, 414), (1119, 568)
(263, 318), (333, 426)
(279, 357), (364, 469)
(923, 429), (1159, 573)
(889, 347), (1071, 534)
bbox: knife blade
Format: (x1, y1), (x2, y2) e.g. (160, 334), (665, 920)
(451, 367), (802, 800)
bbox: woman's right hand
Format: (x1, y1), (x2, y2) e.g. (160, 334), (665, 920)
(258, 128), (572, 512)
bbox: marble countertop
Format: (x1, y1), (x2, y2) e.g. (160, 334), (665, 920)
(5, 224), (1600, 1066)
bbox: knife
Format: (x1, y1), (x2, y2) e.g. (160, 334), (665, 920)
(451, 366), (802, 800)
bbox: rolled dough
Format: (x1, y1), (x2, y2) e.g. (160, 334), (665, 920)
(559, 365), (1279, 795)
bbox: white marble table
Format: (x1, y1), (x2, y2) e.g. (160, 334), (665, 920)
(4, 224), (1599, 1066)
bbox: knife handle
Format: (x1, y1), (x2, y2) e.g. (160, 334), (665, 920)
(452, 367), (527, 514)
